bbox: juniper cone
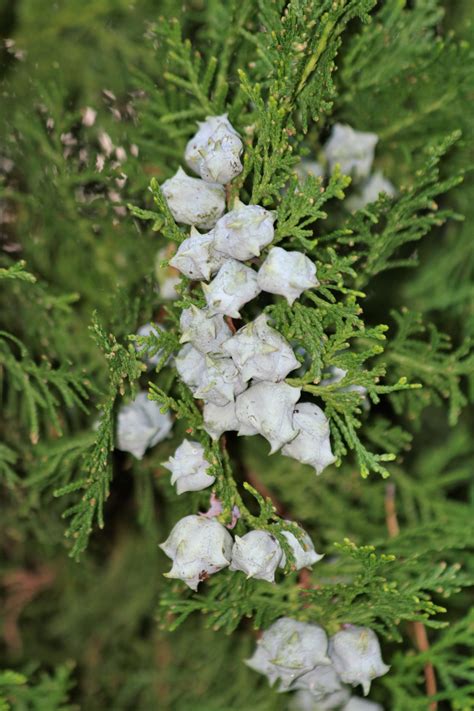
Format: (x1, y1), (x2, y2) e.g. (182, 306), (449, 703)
(1, 1), (473, 710)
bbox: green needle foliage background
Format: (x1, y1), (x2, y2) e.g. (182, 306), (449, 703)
(0, 1), (473, 709)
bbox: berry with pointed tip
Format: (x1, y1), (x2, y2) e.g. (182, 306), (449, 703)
(289, 665), (345, 699)
(193, 354), (247, 406)
(282, 403), (336, 475)
(161, 167), (225, 229)
(258, 246), (319, 305)
(222, 314), (299, 382)
(185, 114), (243, 184)
(324, 123), (378, 180)
(343, 698), (384, 711)
(168, 226), (225, 280)
(279, 525), (323, 570)
(175, 344), (206, 390)
(163, 440), (215, 494)
(346, 171), (396, 212)
(235, 381), (301, 453)
(230, 530), (283, 582)
(116, 391), (173, 460)
(202, 400), (241, 440)
(212, 203), (275, 260)
(135, 322), (164, 368)
(329, 626), (390, 696)
(247, 617), (331, 689)
(179, 305), (232, 354)
(160, 514), (233, 591)
(203, 259), (260, 318)
(245, 646), (280, 687)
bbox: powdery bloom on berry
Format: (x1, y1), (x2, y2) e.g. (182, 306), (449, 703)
(116, 391), (173, 459)
(230, 530), (283, 582)
(329, 626), (390, 696)
(185, 114), (243, 184)
(160, 515), (233, 591)
(258, 246), (319, 305)
(212, 202), (275, 260)
(169, 226), (226, 280)
(324, 123), (378, 180)
(203, 259), (260, 318)
(161, 167), (225, 229)
(282, 403), (336, 475)
(279, 526), (324, 570)
(247, 617), (330, 690)
(179, 305), (232, 354)
(202, 400), (242, 440)
(289, 664), (344, 699)
(222, 314), (299, 383)
(193, 354), (247, 406)
(163, 440), (215, 494)
(175, 344), (206, 390)
(235, 381), (301, 454)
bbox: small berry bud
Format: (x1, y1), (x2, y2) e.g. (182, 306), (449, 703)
(185, 114), (243, 184)
(163, 440), (215, 494)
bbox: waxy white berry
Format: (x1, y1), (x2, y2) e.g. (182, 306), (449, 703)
(169, 226), (225, 280)
(247, 617), (331, 689)
(193, 354), (246, 406)
(324, 124), (378, 180)
(329, 626), (390, 695)
(235, 381), (301, 453)
(203, 259), (260, 318)
(258, 247), (319, 305)
(202, 400), (241, 440)
(116, 391), (173, 460)
(179, 305), (232, 354)
(282, 403), (336, 475)
(222, 314), (299, 382)
(161, 167), (225, 229)
(230, 530), (283, 582)
(175, 344), (206, 390)
(212, 202), (275, 260)
(160, 514), (233, 591)
(163, 440), (215, 494)
(185, 114), (243, 184)
(290, 664), (345, 699)
(279, 526), (324, 570)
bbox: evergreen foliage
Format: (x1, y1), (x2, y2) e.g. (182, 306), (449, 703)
(0, 1), (473, 709)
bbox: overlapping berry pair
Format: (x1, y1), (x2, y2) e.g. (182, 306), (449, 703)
(247, 618), (388, 708)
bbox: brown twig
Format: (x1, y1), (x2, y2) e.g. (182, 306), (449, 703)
(2, 566), (55, 653)
(384, 483), (437, 711)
